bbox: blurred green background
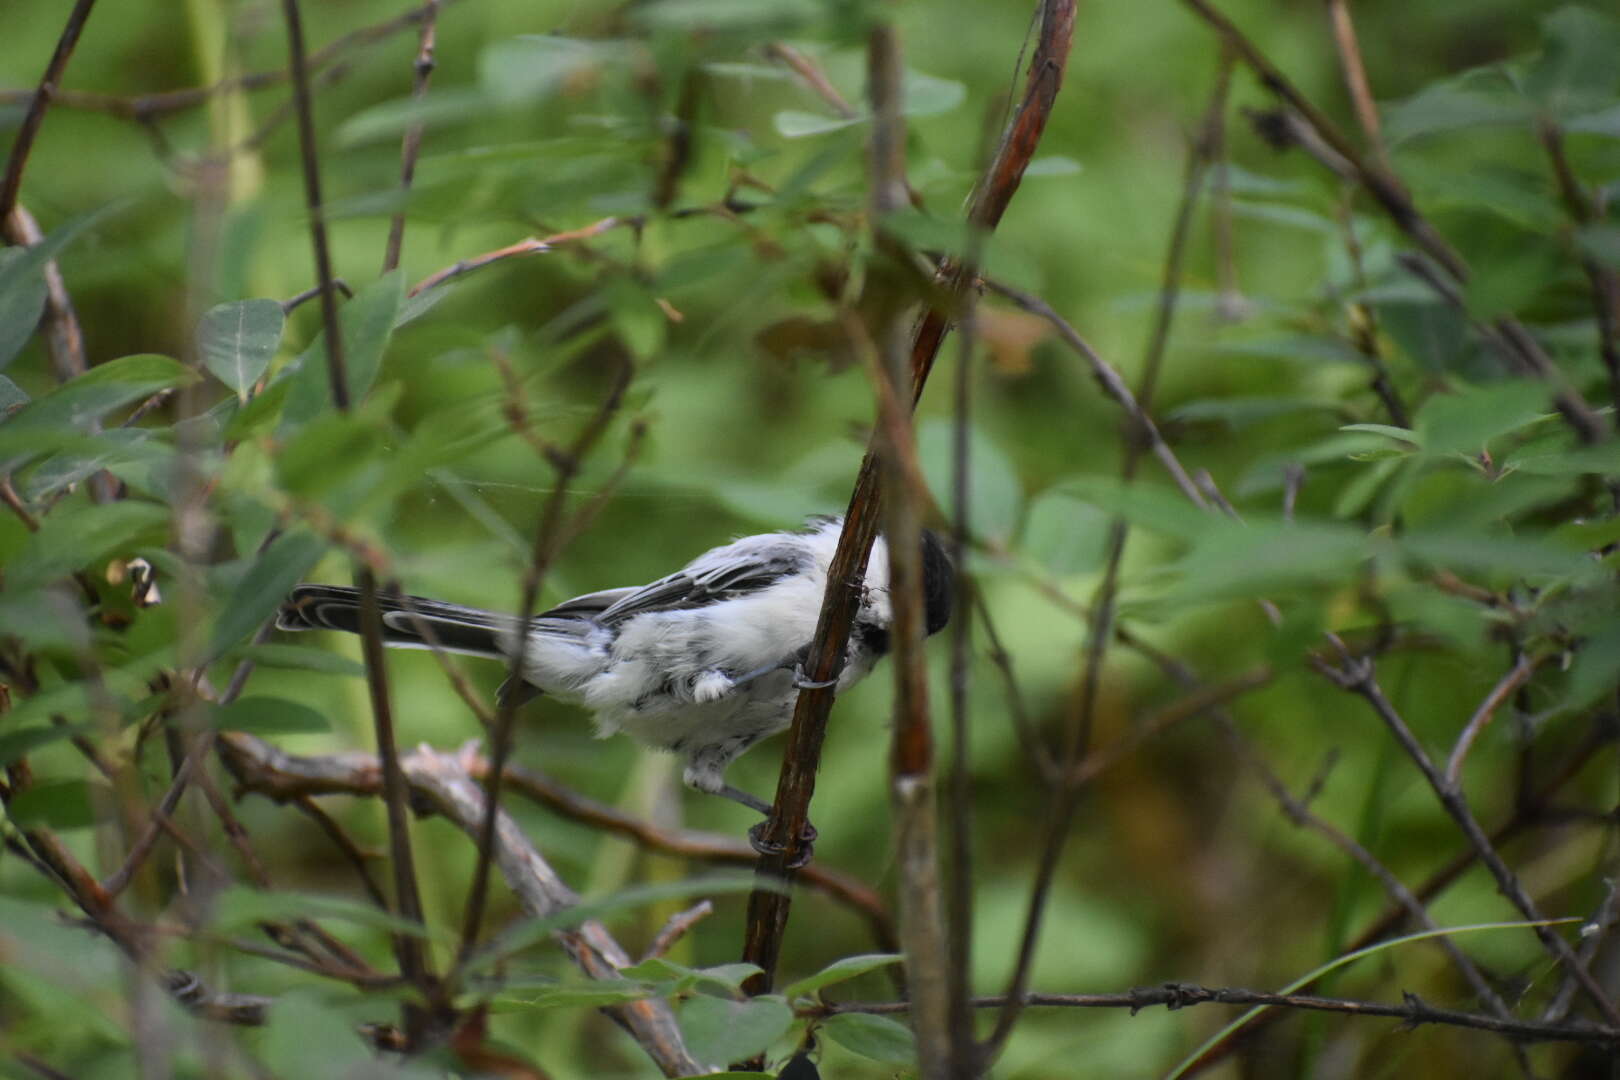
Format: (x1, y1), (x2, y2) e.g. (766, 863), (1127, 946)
(4, 0), (1619, 1076)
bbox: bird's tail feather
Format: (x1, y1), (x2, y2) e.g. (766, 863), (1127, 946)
(277, 584), (515, 660)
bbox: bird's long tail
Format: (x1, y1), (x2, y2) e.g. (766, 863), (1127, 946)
(276, 584), (518, 660)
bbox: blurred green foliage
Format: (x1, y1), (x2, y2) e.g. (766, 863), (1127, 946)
(3, 0), (1620, 1076)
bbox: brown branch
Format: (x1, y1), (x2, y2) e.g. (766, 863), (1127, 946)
(282, 0), (348, 412)
(0, 0), (98, 224)
(2, 205), (87, 382)
(981, 281), (1210, 511)
(765, 42), (859, 119)
(407, 217), (627, 297)
(1540, 120), (1620, 428)
(643, 901), (714, 961)
(1184, 714), (1616, 1073)
(220, 734), (703, 1075)
(0, 2), (453, 122)
(1323, 0), (1385, 167)
(1180, 0), (1467, 281)
(1444, 653), (1537, 790)
(382, 0), (439, 275)
(739, 0), (1076, 997)
(820, 984), (1620, 1045)
(1313, 644), (1620, 1026)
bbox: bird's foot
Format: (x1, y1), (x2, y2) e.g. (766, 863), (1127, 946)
(748, 819), (819, 869)
(791, 662), (836, 691)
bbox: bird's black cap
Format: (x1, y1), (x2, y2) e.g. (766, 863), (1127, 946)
(920, 529), (954, 636)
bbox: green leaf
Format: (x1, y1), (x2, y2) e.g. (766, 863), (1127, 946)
(1561, 625), (1620, 714)
(2, 354), (196, 438)
(1577, 224), (1620, 270)
(335, 86), (490, 147)
(1414, 381), (1550, 455)
(21, 429), (171, 502)
(8, 500), (171, 589)
(211, 696), (331, 735)
(1171, 396), (1338, 428)
(0, 725), (84, 768)
(197, 299), (285, 395)
(1172, 519), (1372, 601)
(902, 70), (966, 117)
(480, 36), (612, 107)
(1401, 529), (1592, 578)
(774, 109), (864, 138)
(677, 993), (793, 1067)
(781, 954), (903, 1000)
(5, 779), (112, 830)
(0, 373), (29, 412)
(0, 206), (116, 371)
(1054, 477), (1208, 541)
(818, 1012), (916, 1065)
(1376, 300), (1468, 374)
(0, 247), (48, 370)
(1525, 6), (1620, 117)
(1021, 490), (1110, 576)
(280, 271), (405, 428)
(228, 643), (365, 676)
(917, 420), (1022, 544)
(502, 983), (657, 1010)
(1381, 72), (1535, 145)
(209, 530), (327, 658)
(1023, 155), (1083, 178)
(1506, 443), (1620, 477)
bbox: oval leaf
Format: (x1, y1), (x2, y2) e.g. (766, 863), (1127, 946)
(677, 993), (793, 1067)
(818, 1012), (916, 1065)
(212, 696), (331, 736)
(198, 299), (285, 395)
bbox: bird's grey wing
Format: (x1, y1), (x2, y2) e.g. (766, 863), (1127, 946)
(593, 551), (804, 625)
(536, 586), (640, 622)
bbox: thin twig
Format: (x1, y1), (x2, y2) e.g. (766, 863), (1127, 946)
(765, 42), (859, 119)
(382, 1), (439, 275)
(1444, 653), (1537, 790)
(2, 205), (87, 382)
(982, 282), (1209, 511)
(407, 218), (627, 297)
(819, 984), (1620, 1045)
(643, 901), (714, 961)
(0, 1), (454, 122)
(0, 0), (98, 224)
(1314, 645), (1620, 1026)
(1323, 0), (1385, 167)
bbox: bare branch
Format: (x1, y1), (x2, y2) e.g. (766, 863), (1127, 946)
(0, 0), (98, 225)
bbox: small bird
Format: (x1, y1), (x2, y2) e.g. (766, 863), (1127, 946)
(276, 517), (953, 850)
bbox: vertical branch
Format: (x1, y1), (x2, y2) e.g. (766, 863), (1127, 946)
(867, 23), (955, 1079)
(0, 0), (98, 224)
(1540, 120), (1620, 427)
(739, 0), (1076, 997)
(381, 0), (438, 275)
(281, 0), (349, 410)
(282, 0), (434, 1028)
(355, 574), (433, 998)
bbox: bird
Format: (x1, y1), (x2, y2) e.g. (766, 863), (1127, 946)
(275, 516), (954, 855)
